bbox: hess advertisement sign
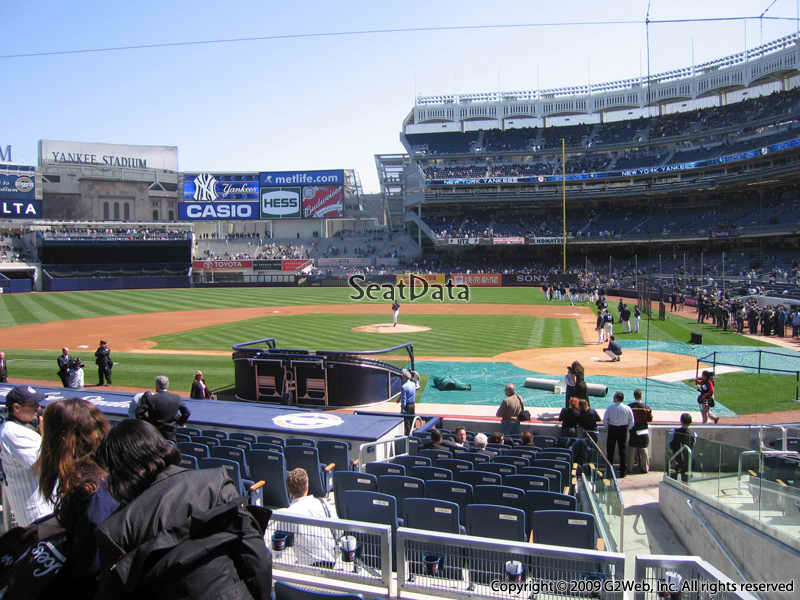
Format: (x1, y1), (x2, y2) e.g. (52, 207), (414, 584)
(260, 187), (301, 219)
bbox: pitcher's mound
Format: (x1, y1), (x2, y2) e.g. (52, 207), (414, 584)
(353, 323), (431, 334)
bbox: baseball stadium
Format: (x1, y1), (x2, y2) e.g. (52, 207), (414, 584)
(2, 6), (800, 600)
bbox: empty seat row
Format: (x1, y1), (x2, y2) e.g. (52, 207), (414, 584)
(334, 471), (578, 532)
(339, 489), (592, 548)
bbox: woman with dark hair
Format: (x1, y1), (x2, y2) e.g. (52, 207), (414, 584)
(558, 396), (581, 438)
(571, 362), (588, 403)
(36, 398), (118, 594)
(575, 398), (601, 465)
(94, 419), (271, 600)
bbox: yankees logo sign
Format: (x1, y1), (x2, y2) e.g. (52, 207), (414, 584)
(193, 173), (218, 202)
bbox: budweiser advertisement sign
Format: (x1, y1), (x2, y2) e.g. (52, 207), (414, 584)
(492, 237), (525, 245)
(282, 259), (312, 271)
(303, 185), (343, 218)
(451, 273), (502, 287)
(192, 260), (253, 271)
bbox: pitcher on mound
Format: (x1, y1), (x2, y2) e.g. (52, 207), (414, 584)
(392, 300), (400, 327)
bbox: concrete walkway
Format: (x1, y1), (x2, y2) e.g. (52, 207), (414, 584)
(617, 472), (688, 579)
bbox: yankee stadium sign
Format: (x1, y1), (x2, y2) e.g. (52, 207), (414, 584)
(39, 140), (178, 171)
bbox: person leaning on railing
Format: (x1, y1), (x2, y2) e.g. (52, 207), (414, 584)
(668, 413), (697, 483)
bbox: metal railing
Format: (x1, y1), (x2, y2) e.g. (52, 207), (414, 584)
(396, 527), (625, 600)
(267, 513), (392, 595)
(634, 555), (759, 600)
(358, 435), (409, 467)
(665, 445), (694, 483)
(583, 432), (625, 552)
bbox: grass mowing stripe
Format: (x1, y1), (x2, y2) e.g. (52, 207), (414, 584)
(21, 293), (78, 321)
(2, 295), (41, 325)
(11, 295), (65, 323)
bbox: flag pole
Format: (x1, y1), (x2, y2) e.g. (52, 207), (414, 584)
(562, 138), (566, 274)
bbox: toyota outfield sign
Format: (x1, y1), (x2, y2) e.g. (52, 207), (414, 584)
(182, 173), (260, 202)
(260, 170), (343, 187)
(261, 187), (301, 219)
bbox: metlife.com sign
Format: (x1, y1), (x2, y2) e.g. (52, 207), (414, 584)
(260, 170), (343, 187)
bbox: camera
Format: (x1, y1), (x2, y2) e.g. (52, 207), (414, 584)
(69, 358), (85, 370)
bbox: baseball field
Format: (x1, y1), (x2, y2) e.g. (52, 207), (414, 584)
(0, 286), (797, 417)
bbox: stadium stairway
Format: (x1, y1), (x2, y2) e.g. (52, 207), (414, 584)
(617, 471), (688, 580)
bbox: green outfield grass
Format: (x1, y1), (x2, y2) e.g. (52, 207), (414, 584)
(4, 349), (236, 392)
(683, 373), (800, 415)
(0, 286), (562, 328)
(146, 314), (582, 356)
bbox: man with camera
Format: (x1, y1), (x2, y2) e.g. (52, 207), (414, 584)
(67, 357), (85, 389)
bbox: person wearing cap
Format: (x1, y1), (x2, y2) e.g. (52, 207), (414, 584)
(602, 391), (634, 478)
(94, 340), (113, 386)
(0, 385), (53, 525)
(400, 369), (416, 435)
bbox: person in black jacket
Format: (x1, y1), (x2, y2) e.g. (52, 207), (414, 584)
(57, 347), (72, 387)
(0, 351), (7, 382)
(94, 419), (271, 600)
(135, 376), (191, 441)
(190, 370), (214, 399)
(94, 340), (112, 386)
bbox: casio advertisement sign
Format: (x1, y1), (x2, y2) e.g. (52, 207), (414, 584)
(260, 187), (301, 219)
(178, 201), (259, 221)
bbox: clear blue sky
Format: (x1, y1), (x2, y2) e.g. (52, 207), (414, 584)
(2, 1), (798, 192)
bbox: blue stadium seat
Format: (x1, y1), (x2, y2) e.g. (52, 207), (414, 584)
(455, 470), (502, 487)
(211, 445), (251, 478)
(333, 471), (377, 519)
(473, 485), (525, 508)
(493, 455), (530, 469)
(522, 491), (577, 520)
(537, 450), (573, 463)
(257, 434), (285, 447)
(274, 580), (364, 600)
(501, 448), (537, 460)
(198, 457), (262, 503)
(408, 466), (452, 482)
(286, 437), (316, 448)
(285, 446), (334, 498)
(174, 433), (191, 443)
(318, 440), (356, 472)
(458, 452), (491, 465)
(480, 463), (517, 477)
(521, 466), (562, 493)
(530, 510), (596, 549)
(177, 441), (209, 460)
(341, 490), (403, 569)
(201, 429), (228, 442)
(486, 443), (507, 453)
(425, 480), (473, 524)
(365, 461), (406, 477)
(377, 475), (425, 505)
(533, 459), (572, 494)
(407, 438), (420, 456)
(533, 436), (558, 448)
(252, 442), (284, 454)
(246, 450), (290, 508)
(190, 435), (220, 448)
(435, 458), (473, 473)
(503, 474), (549, 493)
(401, 498), (465, 534)
(177, 426), (201, 437)
(179, 454), (198, 470)
(229, 432), (257, 445)
(465, 504), (526, 542)
(419, 449), (452, 462)
(220, 439), (252, 452)
(391, 455), (432, 469)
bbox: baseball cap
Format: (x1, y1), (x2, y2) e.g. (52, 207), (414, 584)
(6, 385), (46, 408)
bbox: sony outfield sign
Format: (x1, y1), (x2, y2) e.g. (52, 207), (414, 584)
(39, 140), (178, 171)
